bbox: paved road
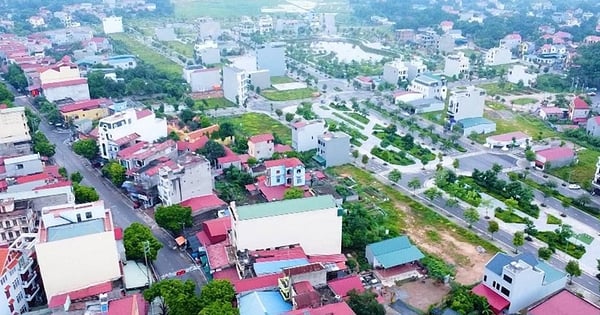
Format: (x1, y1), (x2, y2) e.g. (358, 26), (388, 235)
(14, 95), (207, 287)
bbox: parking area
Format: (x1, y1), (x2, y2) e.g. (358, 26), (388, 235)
(365, 158), (390, 174)
(458, 152), (517, 173)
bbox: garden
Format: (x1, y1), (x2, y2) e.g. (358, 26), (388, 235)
(332, 112), (364, 128)
(494, 208), (526, 224)
(535, 229), (586, 259)
(217, 113), (292, 144)
(435, 169), (482, 207)
(261, 87), (316, 101)
(346, 112), (370, 125)
(373, 130), (436, 164)
(370, 147), (415, 166)
(193, 98), (236, 111)
(327, 120), (368, 146)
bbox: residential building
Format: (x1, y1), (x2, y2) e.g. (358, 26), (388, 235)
(35, 201), (121, 301)
(258, 15), (274, 34)
(264, 158), (305, 188)
(353, 76), (373, 90)
(535, 147), (576, 170)
(393, 91), (424, 104)
(506, 64), (537, 87)
(123, 157), (178, 208)
(1, 154), (43, 178)
(102, 16), (123, 34)
(395, 29), (416, 42)
(257, 42), (286, 77)
(315, 132), (350, 167)
(568, 97), (590, 124)
(486, 131), (532, 149)
(84, 37), (111, 53)
(230, 195), (342, 255)
(406, 60), (428, 81)
(248, 134), (275, 160)
(0, 107), (32, 156)
(0, 234), (40, 315)
(437, 34), (456, 53)
(407, 98), (444, 114)
(59, 98), (112, 121)
(366, 236), (424, 269)
(440, 20), (454, 32)
(519, 41), (536, 56)
(382, 60), (408, 85)
(38, 56), (90, 102)
(583, 35), (600, 45)
(222, 66), (249, 105)
(28, 16), (45, 28)
(239, 16), (256, 36)
(291, 120), (326, 152)
(587, 117), (600, 137)
(157, 153), (213, 206)
(197, 17), (222, 40)
(408, 74), (447, 100)
(528, 289), (600, 315)
(447, 86), (486, 121)
(116, 140), (177, 171)
(500, 33), (522, 50)
(443, 52), (470, 77)
(104, 55), (137, 70)
(182, 67), (221, 93)
(98, 108), (167, 160)
(485, 47), (512, 66)
(194, 40), (220, 65)
(473, 253), (567, 314)
(107, 293), (148, 315)
(239, 291), (292, 314)
(539, 106), (567, 121)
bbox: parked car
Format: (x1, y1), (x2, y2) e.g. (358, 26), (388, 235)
(568, 184), (581, 190)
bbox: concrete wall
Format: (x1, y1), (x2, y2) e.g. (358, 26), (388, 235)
(256, 43), (286, 76)
(318, 134), (350, 167)
(4, 155), (43, 177)
(248, 140), (274, 160)
(44, 83), (91, 102)
(250, 70), (271, 90)
(292, 121), (325, 152)
(0, 107), (31, 145)
(190, 69), (221, 92)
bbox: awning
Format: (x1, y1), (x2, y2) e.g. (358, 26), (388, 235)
(472, 283), (509, 314)
(175, 236), (186, 246)
(312, 155), (326, 165)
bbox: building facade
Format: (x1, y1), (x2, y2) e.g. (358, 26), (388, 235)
(447, 86), (486, 122)
(0, 107), (31, 156)
(247, 134), (275, 160)
(59, 98), (111, 121)
(102, 16), (123, 34)
(568, 97), (590, 124)
(256, 42), (286, 77)
(0, 234), (40, 315)
(485, 47), (512, 66)
(507, 64), (537, 87)
(382, 60), (408, 85)
(408, 74), (447, 99)
(222, 66), (249, 105)
(316, 132), (350, 167)
(291, 120), (326, 152)
(264, 158), (305, 187)
(586, 117), (600, 137)
(534, 147), (576, 170)
(444, 52), (470, 77)
(157, 153), (213, 206)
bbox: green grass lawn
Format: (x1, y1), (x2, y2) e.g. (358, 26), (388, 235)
(485, 101), (507, 110)
(217, 113), (291, 144)
(109, 33), (182, 78)
(164, 41), (195, 58)
(193, 98), (236, 110)
(347, 112), (370, 125)
(548, 148), (600, 190)
(420, 110), (445, 125)
(546, 214), (562, 225)
(261, 88), (316, 101)
(370, 147), (415, 165)
(511, 97), (538, 105)
(271, 76), (296, 85)
(173, 0), (282, 18)
(575, 233), (594, 245)
(495, 210), (526, 224)
(479, 82), (521, 96)
(471, 112), (558, 144)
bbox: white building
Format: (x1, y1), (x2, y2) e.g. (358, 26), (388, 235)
(316, 132), (351, 167)
(444, 52), (470, 77)
(291, 119), (326, 152)
(500, 33), (522, 50)
(230, 195), (342, 255)
(157, 153), (214, 206)
(28, 16), (45, 28)
(183, 67), (221, 93)
(0, 234), (40, 315)
(194, 40), (220, 65)
(256, 42), (286, 77)
(485, 47), (512, 66)
(0, 106), (31, 156)
(507, 64), (537, 87)
(98, 108), (167, 160)
(264, 157), (305, 188)
(447, 86), (486, 121)
(35, 201), (121, 302)
(247, 134), (275, 160)
(239, 16), (256, 36)
(102, 16), (123, 34)
(474, 253), (567, 314)
(222, 66), (249, 105)
(197, 17), (222, 40)
(382, 60), (408, 85)
(406, 59), (428, 80)
(257, 15), (274, 34)
(408, 74), (447, 99)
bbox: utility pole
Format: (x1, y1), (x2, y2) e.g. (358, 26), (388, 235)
(143, 240), (152, 287)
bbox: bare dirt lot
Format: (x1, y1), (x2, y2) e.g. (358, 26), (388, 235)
(399, 279), (451, 312)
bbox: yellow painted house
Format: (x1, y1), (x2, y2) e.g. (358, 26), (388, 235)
(60, 98), (112, 121)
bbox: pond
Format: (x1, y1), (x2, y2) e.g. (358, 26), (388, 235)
(310, 41), (384, 63)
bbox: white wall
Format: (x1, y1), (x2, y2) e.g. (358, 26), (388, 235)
(248, 140), (274, 160)
(223, 67), (247, 105)
(44, 83), (91, 102)
(0, 107), (30, 144)
(102, 17), (123, 34)
(232, 207), (342, 255)
(448, 86), (486, 120)
(190, 69), (221, 92)
(292, 121), (325, 152)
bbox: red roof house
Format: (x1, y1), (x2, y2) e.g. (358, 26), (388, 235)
(528, 289), (600, 315)
(108, 293), (148, 315)
(535, 147), (576, 170)
(180, 194), (226, 215)
(285, 302), (356, 315)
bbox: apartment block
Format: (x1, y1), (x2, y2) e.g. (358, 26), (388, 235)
(0, 107), (32, 156)
(222, 66), (249, 105)
(315, 132), (351, 167)
(256, 42), (286, 77)
(158, 153), (213, 206)
(447, 86), (486, 121)
(382, 60), (408, 85)
(291, 120), (325, 152)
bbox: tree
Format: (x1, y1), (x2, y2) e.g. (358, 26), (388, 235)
(423, 187), (442, 201)
(199, 301), (238, 315)
(285, 112), (295, 122)
(198, 280), (236, 308)
(565, 260), (582, 285)
(407, 177), (421, 194)
(446, 198), (459, 208)
(74, 184), (100, 203)
(388, 169), (402, 183)
(70, 171), (83, 184)
(5, 64), (28, 91)
(58, 167), (68, 178)
(464, 207), (480, 228)
(143, 279), (201, 315)
(198, 140), (226, 166)
(102, 161), (126, 187)
(525, 149), (536, 161)
(218, 122), (236, 140)
(538, 247), (553, 260)
(575, 194), (592, 207)
(155, 205), (193, 235)
(72, 139), (99, 160)
(513, 231), (524, 253)
(275, 108), (283, 119)
(487, 220), (499, 239)
(32, 132), (56, 157)
(452, 158), (460, 169)
(523, 217), (538, 237)
(347, 290), (385, 315)
(123, 223), (162, 261)
(283, 187), (304, 200)
(361, 154), (369, 164)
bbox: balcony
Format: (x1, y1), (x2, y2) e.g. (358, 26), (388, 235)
(22, 270), (37, 288)
(19, 258), (34, 274)
(25, 285), (40, 302)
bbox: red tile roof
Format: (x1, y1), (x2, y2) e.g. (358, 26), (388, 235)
(203, 216), (231, 241)
(15, 172), (49, 184)
(536, 147), (575, 162)
(116, 141), (146, 159)
(251, 246), (307, 263)
(0, 248), (9, 276)
(108, 294), (147, 315)
(328, 276), (365, 297)
(177, 135), (209, 152)
(233, 273), (281, 293)
(264, 157), (303, 168)
(196, 231), (211, 247)
(49, 281), (113, 308)
(292, 121), (307, 128)
(274, 144), (292, 153)
(283, 263), (324, 277)
(286, 302), (356, 315)
(541, 107), (565, 114)
(33, 180), (72, 190)
(487, 131), (530, 142)
(249, 133), (274, 144)
(180, 194), (227, 214)
(113, 134), (141, 147)
(59, 98), (111, 113)
(529, 290), (600, 315)
(217, 146), (241, 164)
(42, 78), (87, 89)
(355, 76), (372, 83)
(135, 109), (153, 120)
(293, 281), (314, 294)
(206, 241), (232, 270)
(212, 268), (240, 282)
(294, 290), (321, 309)
(472, 283), (509, 313)
(572, 97), (589, 109)
(308, 254), (347, 265)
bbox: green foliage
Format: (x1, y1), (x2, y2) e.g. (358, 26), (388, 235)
(513, 231), (524, 251)
(25, 108), (41, 133)
(32, 132), (56, 157)
(70, 171), (83, 184)
(58, 167), (68, 178)
(198, 280), (236, 309)
(463, 208), (480, 228)
(570, 43), (600, 88)
(72, 139), (99, 160)
(534, 74), (570, 93)
(197, 140), (226, 166)
(342, 203), (398, 253)
(494, 209), (526, 224)
(387, 169), (402, 183)
(407, 177), (421, 192)
(73, 184), (100, 204)
(285, 112), (295, 122)
(102, 161), (126, 187)
(218, 122), (236, 139)
(283, 187), (304, 200)
(487, 220), (499, 239)
(361, 154), (369, 164)
(546, 214), (563, 225)
(347, 112), (370, 124)
(565, 260), (582, 284)
(4, 64), (28, 92)
(436, 169), (482, 207)
(143, 279), (201, 315)
(274, 108), (283, 117)
(372, 131), (436, 164)
(423, 187), (442, 201)
(525, 149), (536, 161)
(538, 247), (553, 260)
(199, 301), (238, 315)
(536, 229), (586, 259)
(370, 147), (414, 166)
(124, 223), (162, 261)
(154, 205), (193, 235)
(347, 290), (385, 315)
(295, 102), (316, 120)
(421, 255), (455, 281)
(446, 284), (491, 315)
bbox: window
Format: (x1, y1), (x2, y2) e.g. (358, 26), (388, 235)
(76, 213), (82, 222)
(85, 212), (92, 219)
(0, 233), (4, 241)
(492, 280), (496, 288)
(16, 164), (23, 169)
(483, 275), (487, 282)
(500, 286), (510, 297)
(503, 274), (512, 284)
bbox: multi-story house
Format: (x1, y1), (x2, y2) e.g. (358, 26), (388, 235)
(35, 201), (121, 302)
(183, 67), (221, 93)
(291, 120), (325, 152)
(264, 158), (305, 188)
(473, 253), (567, 314)
(59, 98), (112, 122)
(222, 66), (250, 105)
(382, 60), (408, 85)
(0, 106), (32, 156)
(102, 16), (123, 34)
(157, 153), (213, 206)
(447, 86), (486, 121)
(0, 234), (41, 315)
(568, 97), (590, 124)
(586, 117), (600, 137)
(38, 56), (90, 102)
(395, 29), (416, 42)
(485, 47), (512, 66)
(197, 17), (222, 40)
(444, 52), (470, 77)
(0, 154), (43, 179)
(247, 134), (274, 160)
(257, 15), (274, 34)
(97, 108), (167, 160)
(405, 59), (428, 81)
(506, 65), (537, 87)
(408, 74), (447, 100)
(256, 42), (286, 77)
(500, 33), (522, 50)
(116, 140), (177, 172)
(315, 132), (350, 167)
(239, 16), (255, 36)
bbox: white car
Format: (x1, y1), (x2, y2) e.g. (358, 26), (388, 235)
(568, 184), (581, 190)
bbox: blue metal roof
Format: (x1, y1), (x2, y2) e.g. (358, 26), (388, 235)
(239, 291), (292, 315)
(536, 261), (566, 284)
(46, 219), (105, 242)
(253, 258), (310, 276)
(367, 236), (424, 269)
(458, 117), (496, 128)
(486, 252), (551, 277)
(486, 253), (513, 275)
(367, 236), (412, 256)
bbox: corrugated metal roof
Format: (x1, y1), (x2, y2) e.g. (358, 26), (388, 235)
(235, 195), (336, 220)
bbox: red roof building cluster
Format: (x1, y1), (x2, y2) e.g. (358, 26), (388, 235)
(59, 98), (112, 113)
(248, 133), (274, 144)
